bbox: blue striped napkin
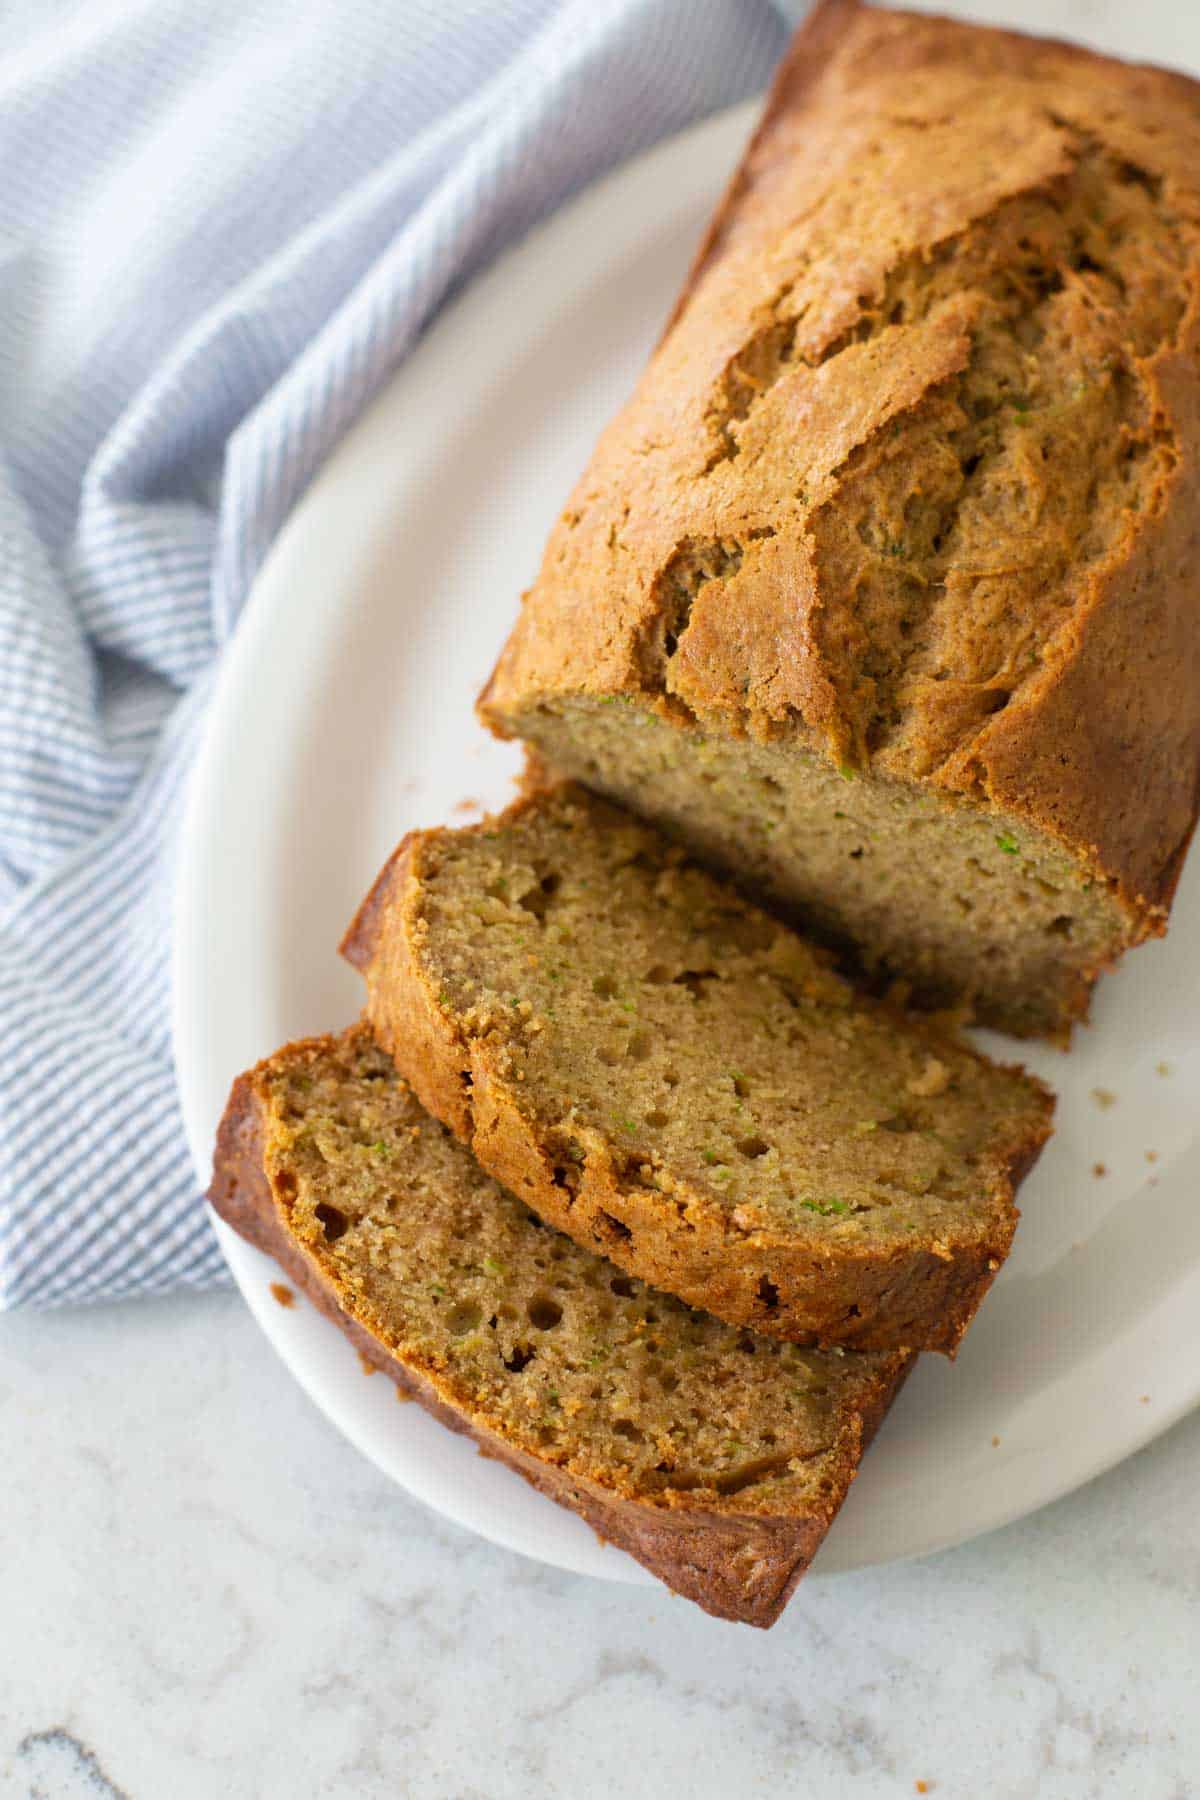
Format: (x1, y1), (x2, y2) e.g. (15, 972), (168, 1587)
(0, 0), (789, 1306)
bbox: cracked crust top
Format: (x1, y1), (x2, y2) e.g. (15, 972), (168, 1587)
(481, 0), (1200, 929)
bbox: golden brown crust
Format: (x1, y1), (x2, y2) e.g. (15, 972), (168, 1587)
(209, 1043), (913, 1627)
(342, 794), (1053, 1355)
(481, 0), (1200, 984)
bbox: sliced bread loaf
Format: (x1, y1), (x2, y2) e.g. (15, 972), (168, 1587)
(342, 786), (1052, 1353)
(480, 0), (1200, 1040)
(209, 1025), (914, 1627)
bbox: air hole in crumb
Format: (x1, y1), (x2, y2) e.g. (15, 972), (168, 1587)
(460, 1071), (473, 1090)
(1048, 915), (1073, 938)
(757, 1276), (780, 1311)
(314, 1203), (348, 1243)
(518, 874), (559, 920)
(849, 847), (864, 860)
(645, 964), (672, 984)
(613, 1419), (643, 1442)
(737, 1135), (770, 1159)
(446, 1301), (482, 1336)
(733, 1075), (750, 1099)
(673, 970), (717, 1000)
(645, 1109), (670, 1129)
(662, 1067), (681, 1087)
(627, 1031), (653, 1062)
(597, 1045), (621, 1067)
(598, 1212), (632, 1244)
(610, 1275), (636, 1297)
(276, 1170), (296, 1202)
(502, 1344), (536, 1373)
(527, 1294), (563, 1331)
(592, 973), (618, 998)
(551, 1165), (580, 1195)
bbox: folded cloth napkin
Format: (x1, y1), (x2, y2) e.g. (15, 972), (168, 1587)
(0, 0), (790, 1306)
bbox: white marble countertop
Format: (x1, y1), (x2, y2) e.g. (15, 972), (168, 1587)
(1, 1288), (1196, 1799)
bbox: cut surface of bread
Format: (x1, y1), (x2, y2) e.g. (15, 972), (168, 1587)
(480, 0), (1200, 1040)
(209, 1025), (914, 1627)
(342, 786), (1053, 1353)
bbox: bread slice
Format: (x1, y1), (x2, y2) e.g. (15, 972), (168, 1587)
(342, 786), (1052, 1354)
(479, 0), (1200, 1041)
(209, 1025), (914, 1627)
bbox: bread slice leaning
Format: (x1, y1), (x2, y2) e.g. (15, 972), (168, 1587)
(209, 1025), (913, 1628)
(342, 785), (1053, 1354)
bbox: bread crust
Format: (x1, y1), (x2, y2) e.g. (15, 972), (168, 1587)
(479, 0), (1200, 999)
(340, 799), (1053, 1356)
(209, 1045), (913, 1627)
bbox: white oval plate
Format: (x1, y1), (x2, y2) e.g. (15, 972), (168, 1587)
(174, 103), (1200, 1588)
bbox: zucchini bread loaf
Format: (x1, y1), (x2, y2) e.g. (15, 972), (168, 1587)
(342, 786), (1052, 1353)
(480, 0), (1200, 1039)
(210, 1026), (914, 1627)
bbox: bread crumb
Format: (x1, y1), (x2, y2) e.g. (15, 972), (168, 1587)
(454, 796), (483, 814)
(1091, 1087), (1117, 1109)
(1155, 1061), (1172, 1077)
(916, 1783), (933, 1795)
(359, 1352), (378, 1376)
(1140, 1395), (1150, 1405)
(1092, 1162), (1107, 1178)
(991, 1435), (1000, 1448)
(1145, 1149), (1158, 1163)
(906, 1057), (949, 1098)
(270, 1283), (295, 1308)
(395, 1384), (414, 1404)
